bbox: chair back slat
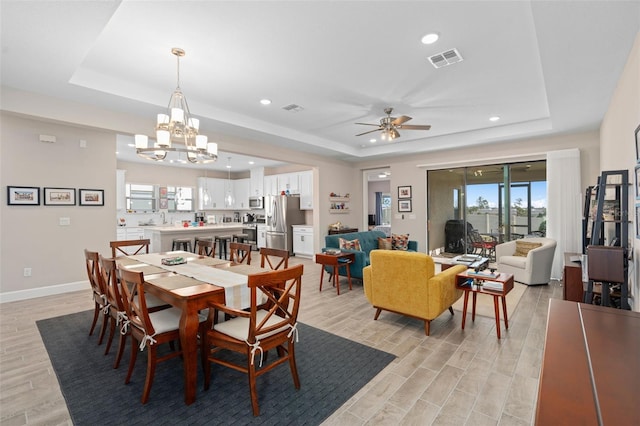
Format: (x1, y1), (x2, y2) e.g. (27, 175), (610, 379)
(230, 242), (252, 265)
(110, 239), (150, 258)
(247, 264), (303, 342)
(84, 249), (105, 298)
(118, 268), (155, 336)
(197, 239), (216, 257)
(99, 255), (125, 312)
(259, 247), (289, 270)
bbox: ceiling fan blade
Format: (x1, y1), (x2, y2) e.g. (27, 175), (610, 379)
(391, 115), (412, 126)
(356, 128), (383, 137)
(355, 122), (382, 127)
(398, 124), (431, 130)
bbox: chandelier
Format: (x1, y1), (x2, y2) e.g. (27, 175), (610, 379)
(135, 48), (218, 164)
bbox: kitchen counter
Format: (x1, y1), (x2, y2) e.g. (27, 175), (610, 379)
(143, 224), (246, 253)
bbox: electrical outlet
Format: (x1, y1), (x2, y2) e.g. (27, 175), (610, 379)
(23, 267), (32, 277)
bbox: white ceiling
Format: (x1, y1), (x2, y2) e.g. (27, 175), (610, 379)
(1, 1), (638, 172)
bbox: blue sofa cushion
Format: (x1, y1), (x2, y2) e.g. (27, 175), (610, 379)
(324, 231), (418, 279)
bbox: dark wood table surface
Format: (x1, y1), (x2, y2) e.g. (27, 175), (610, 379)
(535, 299), (640, 425)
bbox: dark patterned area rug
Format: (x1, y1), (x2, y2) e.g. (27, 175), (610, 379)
(37, 310), (395, 425)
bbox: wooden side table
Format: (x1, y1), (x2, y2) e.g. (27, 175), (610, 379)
(563, 252), (584, 302)
(455, 270), (514, 338)
(315, 252), (355, 295)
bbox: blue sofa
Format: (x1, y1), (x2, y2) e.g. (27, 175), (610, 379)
(324, 230), (418, 280)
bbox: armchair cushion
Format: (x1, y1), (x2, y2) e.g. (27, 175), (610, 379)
(514, 240), (542, 257)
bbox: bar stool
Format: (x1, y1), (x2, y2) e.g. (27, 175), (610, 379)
(172, 238), (192, 252)
(214, 235), (232, 259)
(232, 233), (249, 243)
(194, 236), (213, 253)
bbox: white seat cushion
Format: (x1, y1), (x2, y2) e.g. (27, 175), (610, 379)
(213, 310), (289, 341)
(499, 255), (527, 269)
(148, 308), (206, 335)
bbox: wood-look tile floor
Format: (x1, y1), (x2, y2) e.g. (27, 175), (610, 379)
(0, 256), (563, 425)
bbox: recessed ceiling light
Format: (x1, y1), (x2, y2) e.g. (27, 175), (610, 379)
(421, 33), (439, 45)
(369, 139), (376, 143)
(260, 99), (271, 105)
(248, 161), (255, 165)
(127, 143), (135, 147)
(489, 116), (500, 122)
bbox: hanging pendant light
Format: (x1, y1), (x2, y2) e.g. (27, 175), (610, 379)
(135, 48), (218, 164)
(224, 157), (235, 207)
(202, 169), (211, 205)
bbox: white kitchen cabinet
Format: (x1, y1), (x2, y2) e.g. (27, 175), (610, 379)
(233, 178), (250, 209)
(198, 177), (228, 209)
(298, 170), (313, 210)
(263, 175), (278, 196)
(257, 224), (267, 248)
(278, 172), (299, 195)
(116, 169), (126, 210)
(116, 227), (145, 241)
(292, 225), (314, 258)
(250, 167), (264, 197)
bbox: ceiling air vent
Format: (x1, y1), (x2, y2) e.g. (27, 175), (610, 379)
(282, 104), (304, 113)
(428, 48), (463, 69)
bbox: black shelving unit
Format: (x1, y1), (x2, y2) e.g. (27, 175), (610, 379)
(583, 169), (630, 309)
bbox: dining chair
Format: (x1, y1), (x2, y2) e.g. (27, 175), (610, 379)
(259, 247), (290, 270)
(202, 264), (304, 416)
(229, 242), (252, 265)
(118, 268), (195, 404)
(102, 256), (172, 367)
(196, 239), (217, 257)
(110, 239), (151, 257)
(84, 249), (109, 345)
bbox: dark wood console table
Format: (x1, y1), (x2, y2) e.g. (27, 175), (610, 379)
(563, 252), (584, 302)
(535, 299), (640, 425)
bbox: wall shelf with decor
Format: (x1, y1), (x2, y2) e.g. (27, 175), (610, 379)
(329, 195), (350, 213)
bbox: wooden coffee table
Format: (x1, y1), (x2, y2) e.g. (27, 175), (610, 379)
(315, 252), (355, 295)
(455, 269), (514, 338)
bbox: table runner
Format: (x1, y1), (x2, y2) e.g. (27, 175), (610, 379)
(129, 253), (252, 309)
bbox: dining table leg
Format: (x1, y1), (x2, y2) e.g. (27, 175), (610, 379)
(179, 306), (200, 405)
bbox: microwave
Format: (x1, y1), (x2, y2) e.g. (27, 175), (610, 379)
(249, 196), (264, 209)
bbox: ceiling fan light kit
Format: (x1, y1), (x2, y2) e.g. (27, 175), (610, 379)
(355, 107), (431, 140)
(135, 48), (218, 164)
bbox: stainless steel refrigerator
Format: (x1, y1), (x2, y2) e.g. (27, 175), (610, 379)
(265, 195), (305, 254)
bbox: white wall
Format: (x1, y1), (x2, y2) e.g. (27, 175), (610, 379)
(0, 113), (116, 298)
(600, 32), (640, 311)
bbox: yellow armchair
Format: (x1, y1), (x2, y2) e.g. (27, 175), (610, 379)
(363, 250), (466, 335)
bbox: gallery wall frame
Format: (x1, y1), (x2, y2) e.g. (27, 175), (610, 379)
(44, 187), (76, 206)
(7, 186), (40, 205)
(398, 185), (412, 199)
(79, 189), (104, 206)
(398, 199), (412, 212)
(636, 204), (640, 239)
(635, 124), (640, 163)
(636, 165), (640, 200)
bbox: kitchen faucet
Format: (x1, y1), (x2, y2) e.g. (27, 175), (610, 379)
(160, 212), (166, 224)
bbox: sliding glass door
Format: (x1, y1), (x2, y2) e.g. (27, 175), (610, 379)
(427, 161), (546, 254)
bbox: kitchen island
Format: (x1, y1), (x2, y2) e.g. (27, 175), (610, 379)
(143, 224), (246, 253)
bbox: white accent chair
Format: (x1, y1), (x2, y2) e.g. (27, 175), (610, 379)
(495, 237), (557, 285)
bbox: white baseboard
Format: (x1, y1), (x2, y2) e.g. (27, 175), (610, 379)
(0, 280), (88, 304)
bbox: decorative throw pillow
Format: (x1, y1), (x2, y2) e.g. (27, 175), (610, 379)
(514, 240), (542, 257)
(391, 233), (410, 251)
(378, 237), (392, 250)
(339, 237), (362, 251)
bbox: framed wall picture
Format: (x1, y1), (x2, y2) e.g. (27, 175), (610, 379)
(398, 185), (412, 199)
(636, 165), (640, 199)
(398, 199), (412, 212)
(636, 124), (640, 163)
(636, 204), (640, 239)
(7, 186), (40, 205)
(79, 189), (104, 206)
(44, 187), (76, 206)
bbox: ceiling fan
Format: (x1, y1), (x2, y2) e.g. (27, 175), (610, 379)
(355, 107), (431, 140)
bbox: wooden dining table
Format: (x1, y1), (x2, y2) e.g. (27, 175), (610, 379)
(117, 251), (268, 405)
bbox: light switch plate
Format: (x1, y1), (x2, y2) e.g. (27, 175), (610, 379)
(59, 217), (70, 226)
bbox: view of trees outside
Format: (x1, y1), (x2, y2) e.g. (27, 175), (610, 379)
(466, 182), (547, 237)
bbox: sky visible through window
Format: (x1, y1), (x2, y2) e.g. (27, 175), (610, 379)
(466, 182), (547, 208)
